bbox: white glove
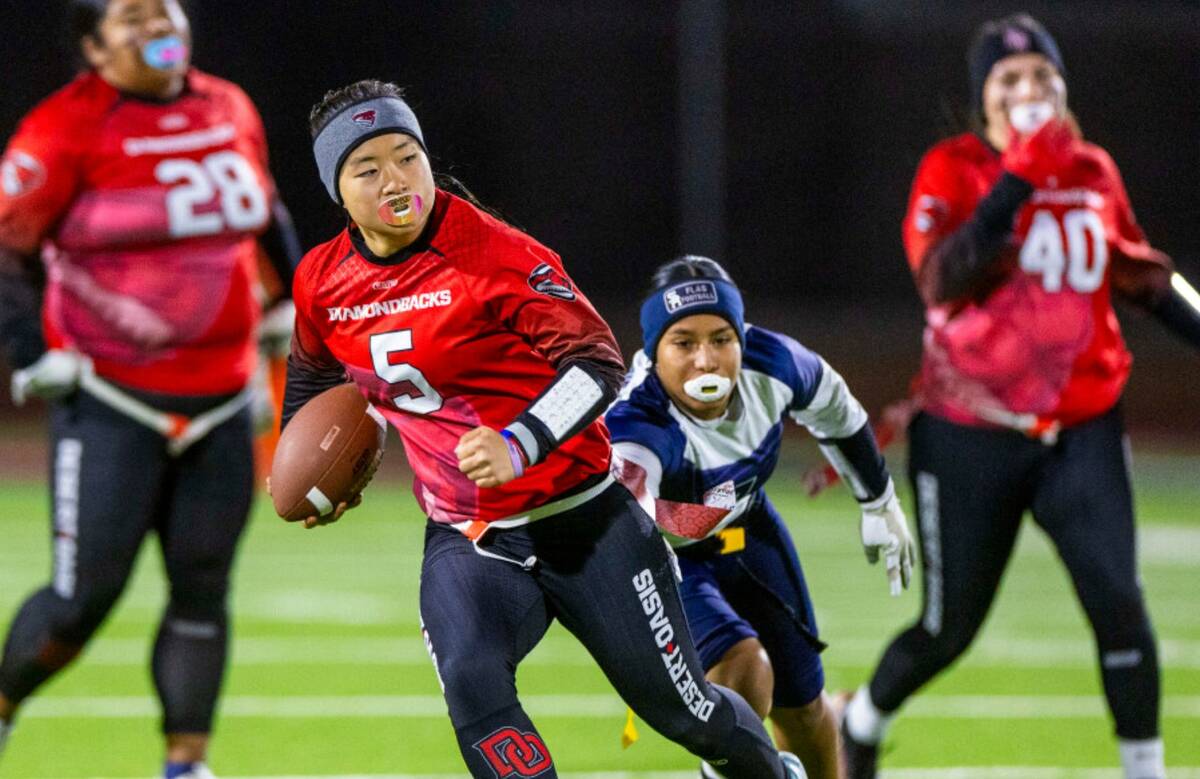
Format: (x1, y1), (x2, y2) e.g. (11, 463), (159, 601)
(10, 349), (92, 406)
(258, 299), (295, 358)
(859, 482), (915, 597)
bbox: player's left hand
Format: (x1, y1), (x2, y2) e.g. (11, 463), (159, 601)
(258, 299), (295, 358)
(859, 486), (915, 597)
(10, 349), (92, 406)
(456, 426), (516, 488)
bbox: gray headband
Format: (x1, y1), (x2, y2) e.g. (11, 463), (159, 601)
(312, 96), (425, 203)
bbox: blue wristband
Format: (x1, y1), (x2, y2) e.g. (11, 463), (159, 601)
(500, 429), (527, 478)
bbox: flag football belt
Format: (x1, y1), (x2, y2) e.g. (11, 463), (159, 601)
(79, 369), (254, 457)
(973, 405), (1062, 445)
(452, 473), (615, 570)
(674, 518), (750, 560)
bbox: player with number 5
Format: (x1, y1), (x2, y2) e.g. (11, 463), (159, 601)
(284, 78), (809, 778)
(0, 1), (300, 776)
(839, 14), (1200, 779)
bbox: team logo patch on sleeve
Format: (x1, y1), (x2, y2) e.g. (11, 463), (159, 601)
(1, 151), (46, 198)
(663, 280), (718, 313)
(527, 263), (576, 301)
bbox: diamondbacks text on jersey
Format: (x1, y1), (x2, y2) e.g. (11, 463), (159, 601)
(291, 191), (622, 526)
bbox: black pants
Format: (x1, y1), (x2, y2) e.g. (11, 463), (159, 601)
(419, 483), (785, 778)
(0, 389), (253, 734)
(868, 407), (1160, 739)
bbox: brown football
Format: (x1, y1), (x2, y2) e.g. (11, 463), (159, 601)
(270, 383), (387, 522)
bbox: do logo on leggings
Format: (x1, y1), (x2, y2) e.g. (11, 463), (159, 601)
(473, 726), (553, 778)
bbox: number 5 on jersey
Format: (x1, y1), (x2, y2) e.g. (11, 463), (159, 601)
(370, 330), (444, 413)
(1020, 208), (1108, 293)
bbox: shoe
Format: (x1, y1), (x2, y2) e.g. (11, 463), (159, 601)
(780, 751), (808, 779)
(840, 717), (878, 779)
(699, 761), (722, 778)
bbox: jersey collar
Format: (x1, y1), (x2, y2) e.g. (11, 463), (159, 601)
(347, 190), (450, 267)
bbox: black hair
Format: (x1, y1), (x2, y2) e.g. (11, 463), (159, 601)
(649, 254), (736, 294)
(308, 79), (406, 139)
(65, 0), (193, 69)
(66, 0), (107, 64)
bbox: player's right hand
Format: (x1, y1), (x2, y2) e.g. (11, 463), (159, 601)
(265, 476), (362, 529)
(1001, 118), (1075, 188)
(10, 349), (91, 406)
(859, 486), (915, 597)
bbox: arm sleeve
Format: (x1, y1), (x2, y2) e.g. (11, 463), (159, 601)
(0, 247), (46, 368)
(1096, 152), (1200, 349)
(903, 147), (1032, 305)
(0, 106), (85, 368)
(280, 269), (347, 429)
(480, 241), (626, 465)
(790, 358), (891, 503)
(258, 197), (302, 299)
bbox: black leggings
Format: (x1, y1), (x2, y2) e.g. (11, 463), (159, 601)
(0, 390), (253, 734)
(418, 483), (785, 778)
(868, 408), (1159, 740)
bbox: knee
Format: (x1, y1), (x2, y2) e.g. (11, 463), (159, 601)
(50, 582), (124, 641)
(706, 639), (774, 719)
(906, 619), (979, 668)
(438, 656), (517, 725)
(779, 693), (828, 731)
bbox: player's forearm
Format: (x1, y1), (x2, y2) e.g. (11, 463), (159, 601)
(259, 198), (303, 300)
(1149, 273), (1200, 351)
(918, 173), (1032, 304)
(817, 421), (892, 504)
(280, 352), (349, 430)
(503, 358), (618, 467)
(0, 247), (47, 369)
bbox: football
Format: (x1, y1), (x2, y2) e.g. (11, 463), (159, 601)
(270, 383), (387, 522)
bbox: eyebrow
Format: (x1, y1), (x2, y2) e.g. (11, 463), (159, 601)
(666, 325), (735, 338)
(347, 141), (414, 168)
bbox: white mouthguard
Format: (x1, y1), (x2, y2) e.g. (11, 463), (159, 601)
(683, 373), (732, 403)
(1009, 101), (1055, 135)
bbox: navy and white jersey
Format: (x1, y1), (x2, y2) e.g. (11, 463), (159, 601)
(607, 324), (884, 546)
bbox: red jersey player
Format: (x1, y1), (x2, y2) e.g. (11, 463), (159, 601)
(0, 2), (299, 777)
(840, 15), (1200, 779)
(282, 79), (807, 778)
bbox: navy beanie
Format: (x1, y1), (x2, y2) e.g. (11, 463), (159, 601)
(640, 277), (745, 362)
(968, 14), (1065, 116)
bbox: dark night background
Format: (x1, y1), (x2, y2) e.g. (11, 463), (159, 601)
(1, 1), (1197, 435)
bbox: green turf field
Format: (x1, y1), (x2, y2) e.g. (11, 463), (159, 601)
(0, 449), (1197, 778)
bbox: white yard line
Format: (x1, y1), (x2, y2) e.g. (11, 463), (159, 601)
(88, 770), (1200, 779)
(75, 635), (1200, 669)
(22, 694), (1200, 719)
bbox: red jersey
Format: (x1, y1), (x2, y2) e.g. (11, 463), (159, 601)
(292, 192), (619, 525)
(0, 69), (275, 394)
(902, 132), (1167, 430)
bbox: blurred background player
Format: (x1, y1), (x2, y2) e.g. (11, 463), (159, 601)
(839, 14), (1200, 779)
(607, 255), (914, 779)
(0, 1), (300, 776)
(282, 78), (808, 778)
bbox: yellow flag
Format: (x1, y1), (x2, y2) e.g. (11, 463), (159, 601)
(621, 706), (640, 748)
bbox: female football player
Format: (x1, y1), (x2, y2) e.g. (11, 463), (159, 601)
(839, 14), (1200, 779)
(606, 255), (915, 779)
(0, 1), (298, 777)
(281, 78), (813, 778)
